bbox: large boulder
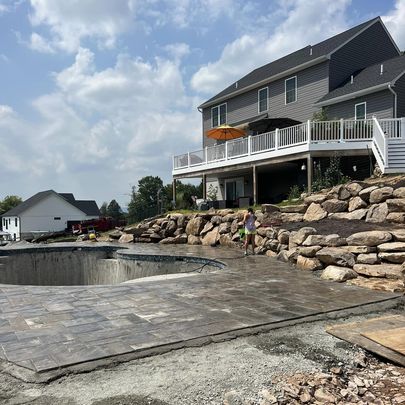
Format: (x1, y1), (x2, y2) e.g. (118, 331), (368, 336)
(386, 212), (405, 223)
(378, 252), (405, 264)
(359, 186), (379, 202)
(296, 255), (323, 271)
(304, 194), (327, 205)
(185, 217), (206, 236)
(316, 247), (355, 267)
(118, 234), (134, 243)
(280, 213), (304, 222)
(348, 196), (367, 212)
(369, 186), (394, 203)
(391, 229), (405, 242)
(344, 245), (376, 254)
(219, 234), (236, 248)
(386, 198), (405, 212)
(108, 229), (124, 239)
(328, 184), (352, 200)
(353, 263), (404, 279)
(297, 245), (322, 257)
(123, 225), (145, 237)
(277, 230), (290, 244)
(321, 266), (357, 282)
(200, 221), (214, 235)
(347, 276), (405, 293)
(346, 231), (392, 246)
(303, 203), (328, 221)
(262, 204), (280, 213)
(211, 215), (222, 225)
(329, 209), (369, 220)
(393, 187), (405, 198)
(187, 235), (201, 245)
(201, 227), (220, 246)
(377, 242), (405, 252)
(279, 204), (307, 214)
(218, 222), (231, 234)
(365, 203), (388, 223)
(322, 199), (348, 213)
(346, 182), (364, 197)
(357, 253), (379, 265)
(290, 227), (317, 245)
(302, 234), (346, 247)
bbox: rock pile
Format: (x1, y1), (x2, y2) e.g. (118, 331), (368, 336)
(108, 180), (405, 293)
(224, 353), (405, 404)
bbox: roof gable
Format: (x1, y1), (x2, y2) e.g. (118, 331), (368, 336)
(199, 17), (394, 109)
(2, 190), (100, 217)
(316, 54), (405, 106)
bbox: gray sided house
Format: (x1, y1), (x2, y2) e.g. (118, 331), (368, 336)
(173, 17), (405, 206)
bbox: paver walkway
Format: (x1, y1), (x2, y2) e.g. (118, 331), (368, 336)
(0, 244), (401, 380)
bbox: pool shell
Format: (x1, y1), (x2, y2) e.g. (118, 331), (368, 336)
(0, 245), (225, 286)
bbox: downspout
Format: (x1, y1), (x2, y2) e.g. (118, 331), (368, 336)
(388, 84), (397, 118)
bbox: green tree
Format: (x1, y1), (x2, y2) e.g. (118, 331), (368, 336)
(0, 195), (22, 215)
(127, 176), (164, 223)
(100, 202), (108, 216)
(163, 180), (203, 210)
(106, 200), (122, 220)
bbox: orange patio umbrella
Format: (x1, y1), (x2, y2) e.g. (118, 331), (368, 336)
(206, 124), (246, 141)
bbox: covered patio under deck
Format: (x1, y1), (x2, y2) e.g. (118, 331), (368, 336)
(172, 149), (373, 207)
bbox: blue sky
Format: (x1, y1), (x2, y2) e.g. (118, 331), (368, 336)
(0, 0), (404, 207)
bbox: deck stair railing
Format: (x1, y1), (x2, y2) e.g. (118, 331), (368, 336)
(173, 117), (404, 172)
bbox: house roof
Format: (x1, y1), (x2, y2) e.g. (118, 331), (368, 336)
(199, 17), (386, 109)
(2, 190), (100, 217)
(315, 54), (405, 106)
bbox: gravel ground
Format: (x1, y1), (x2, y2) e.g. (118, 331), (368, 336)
(1, 305), (403, 405)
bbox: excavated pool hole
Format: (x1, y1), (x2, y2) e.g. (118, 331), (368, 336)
(0, 245), (224, 286)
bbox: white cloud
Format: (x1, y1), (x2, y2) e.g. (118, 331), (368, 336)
(28, 0), (137, 52)
(0, 53), (9, 62)
(0, 49), (202, 204)
(164, 43), (190, 61)
(191, 0), (350, 94)
(28, 32), (55, 53)
(382, 0), (405, 50)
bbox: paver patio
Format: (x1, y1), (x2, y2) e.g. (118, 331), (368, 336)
(0, 244), (401, 381)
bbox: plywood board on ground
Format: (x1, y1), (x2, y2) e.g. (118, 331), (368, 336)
(362, 327), (405, 356)
(326, 315), (405, 367)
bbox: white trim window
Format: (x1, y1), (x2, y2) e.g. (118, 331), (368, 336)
(355, 102), (366, 120)
(211, 103), (227, 127)
(258, 87), (268, 113)
(285, 76), (297, 104)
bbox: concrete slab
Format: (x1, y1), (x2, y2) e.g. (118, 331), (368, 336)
(0, 243), (402, 382)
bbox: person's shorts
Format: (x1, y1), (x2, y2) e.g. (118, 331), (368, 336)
(245, 228), (256, 235)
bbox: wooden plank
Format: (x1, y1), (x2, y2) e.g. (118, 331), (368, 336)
(362, 327), (405, 356)
(326, 315), (405, 367)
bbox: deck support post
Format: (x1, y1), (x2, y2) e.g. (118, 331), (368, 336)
(172, 179), (177, 209)
(253, 165), (258, 206)
(307, 155), (313, 194)
(202, 174), (207, 200)
(401, 117), (405, 140)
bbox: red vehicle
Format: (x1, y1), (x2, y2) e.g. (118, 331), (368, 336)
(70, 217), (126, 234)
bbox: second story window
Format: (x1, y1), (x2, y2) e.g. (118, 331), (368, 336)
(355, 102), (366, 120)
(258, 87), (268, 113)
(15, 218), (18, 227)
(285, 76), (297, 104)
(211, 103), (226, 127)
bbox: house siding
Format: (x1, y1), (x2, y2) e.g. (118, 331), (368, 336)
(325, 89), (394, 120)
(395, 74), (405, 118)
(203, 61), (329, 147)
(329, 21), (399, 90)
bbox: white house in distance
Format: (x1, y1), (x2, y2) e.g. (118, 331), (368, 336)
(1, 190), (100, 241)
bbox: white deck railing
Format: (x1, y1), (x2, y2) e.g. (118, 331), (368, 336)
(173, 117), (404, 171)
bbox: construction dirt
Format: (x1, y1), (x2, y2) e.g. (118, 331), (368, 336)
(0, 305), (404, 405)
